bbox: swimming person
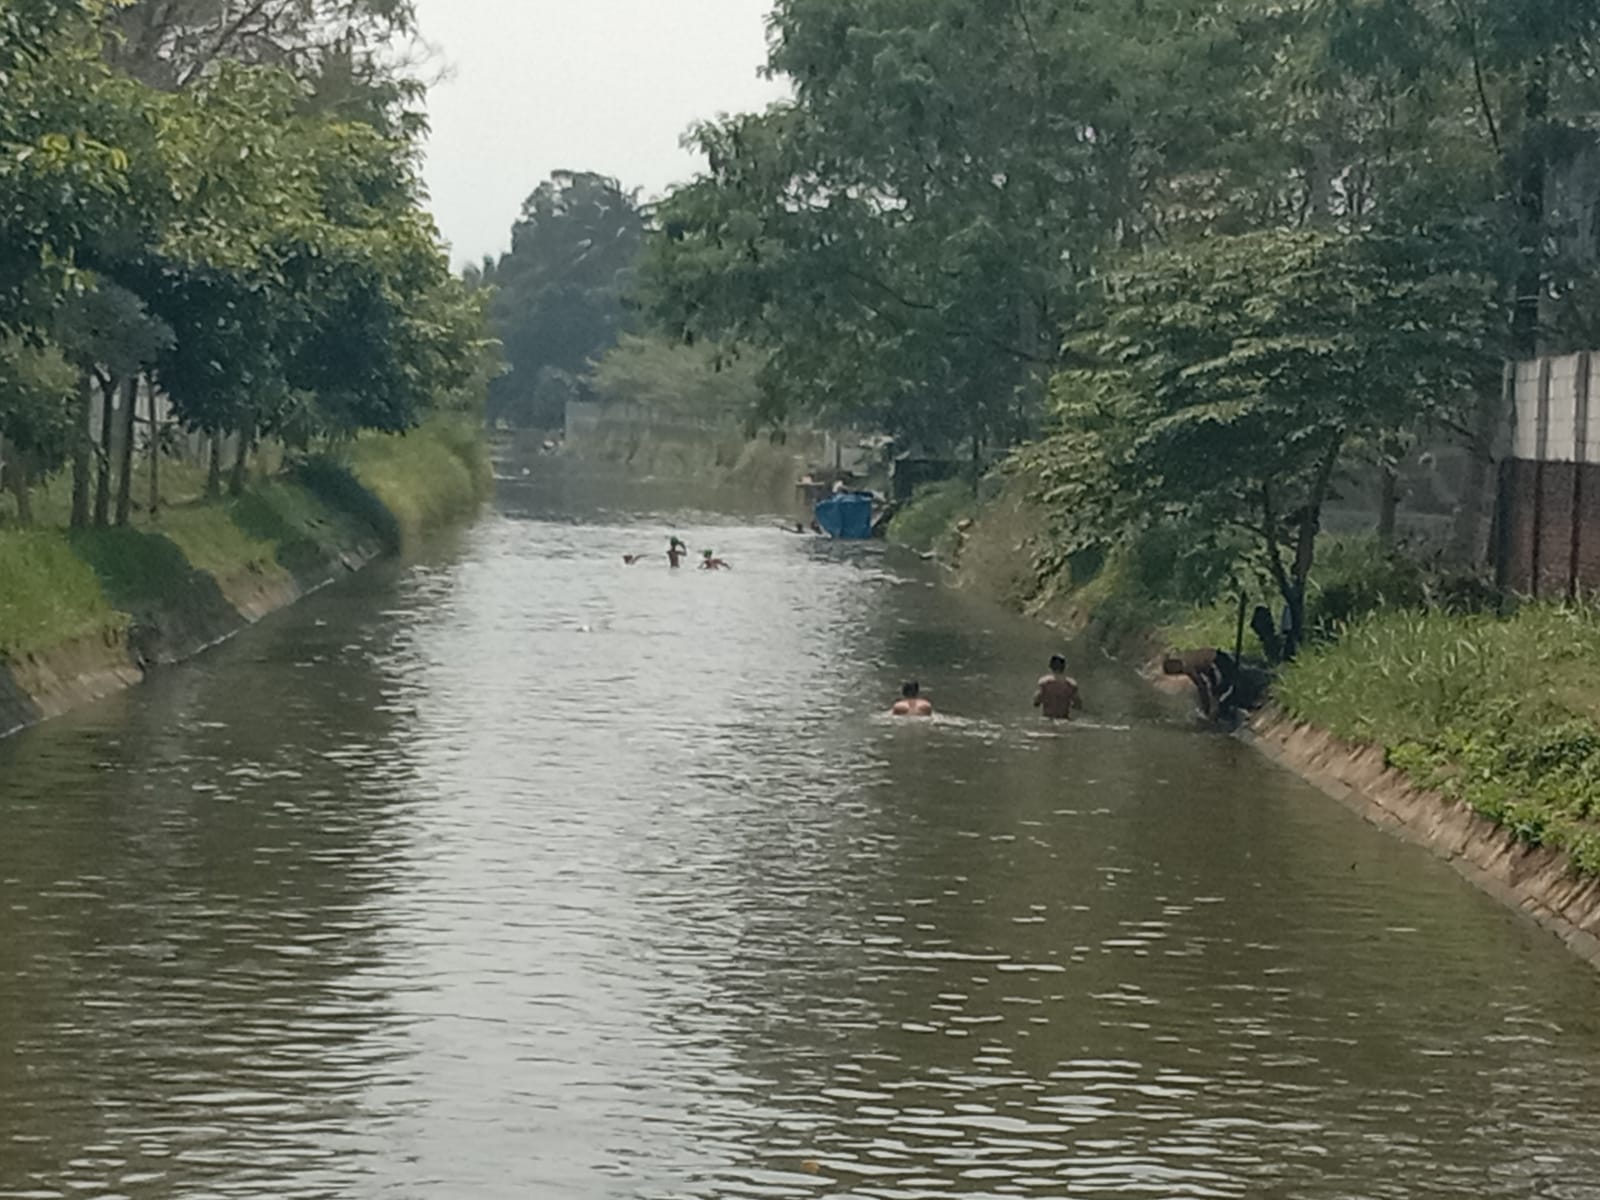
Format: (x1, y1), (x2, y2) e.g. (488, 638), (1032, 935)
(667, 536), (688, 569)
(891, 680), (934, 717)
(1033, 654), (1082, 720)
(700, 550), (731, 570)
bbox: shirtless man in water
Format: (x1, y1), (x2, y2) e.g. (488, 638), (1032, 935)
(1033, 655), (1082, 720)
(891, 680), (934, 717)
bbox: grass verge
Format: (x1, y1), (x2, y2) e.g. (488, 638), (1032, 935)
(0, 418), (490, 663)
(1278, 605), (1600, 874)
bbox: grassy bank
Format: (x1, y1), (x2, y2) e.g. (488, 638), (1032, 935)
(1279, 606), (1600, 874)
(568, 423), (823, 500)
(889, 474), (1231, 655)
(0, 418), (490, 661)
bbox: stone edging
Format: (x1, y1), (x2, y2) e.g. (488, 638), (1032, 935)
(0, 546), (379, 742)
(1244, 707), (1600, 971)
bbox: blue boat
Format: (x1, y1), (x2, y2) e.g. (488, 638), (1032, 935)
(813, 490), (877, 540)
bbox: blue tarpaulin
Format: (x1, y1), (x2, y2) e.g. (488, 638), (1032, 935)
(814, 491), (875, 539)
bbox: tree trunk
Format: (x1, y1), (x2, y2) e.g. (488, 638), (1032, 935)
(7, 469), (32, 527)
(1307, 138), (1334, 225)
(1449, 367), (1514, 568)
(94, 374), (117, 527)
(206, 430), (223, 499)
(115, 375), (137, 526)
(70, 373), (93, 530)
(229, 418), (252, 497)
(1377, 464), (1400, 547)
(1511, 59), (1550, 361)
(148, 385), (161, 521)
(1282, 440), (1343, 660)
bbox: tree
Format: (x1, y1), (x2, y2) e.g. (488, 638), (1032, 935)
(0, 339), (78, 525)
(646, 0), (1278, 453)
(1033, 227), (1500, 654)
(103, 0), (423, 132)
(55, 285), (173, 526)
(587, 334), (764, 428)
(485, 171), (647, 428)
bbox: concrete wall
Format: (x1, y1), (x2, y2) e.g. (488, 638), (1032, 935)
(1499, 351), (1600, 596)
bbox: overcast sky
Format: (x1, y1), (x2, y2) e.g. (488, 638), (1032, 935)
(414, 0), (789, 267)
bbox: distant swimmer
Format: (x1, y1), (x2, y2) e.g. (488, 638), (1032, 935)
(667, 536), (688, 569)
(700, 550), (732, 571)
(891, 680), (934, 717)
(1033, 654), (1082, 720)
(622, 554), (645, 565)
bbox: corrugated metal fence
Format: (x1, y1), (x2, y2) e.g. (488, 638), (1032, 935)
(1497, 352), (1600, 596)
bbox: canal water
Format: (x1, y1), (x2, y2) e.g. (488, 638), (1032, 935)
(3, 458), (1600, 1200)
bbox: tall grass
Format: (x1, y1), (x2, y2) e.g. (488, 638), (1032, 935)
(888, 479), (974, 554)
(1280, 605), (1600, 873)
(341, 416), (493, 549)
(0, 532), (121, 656)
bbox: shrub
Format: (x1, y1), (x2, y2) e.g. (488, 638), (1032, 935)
(888, 479), (974, 554)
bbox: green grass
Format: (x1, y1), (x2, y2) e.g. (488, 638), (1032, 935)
(1163, 598), (1250, 655)
(888, 479), (976, 554)
(1279, 605), (1600, 874)
(569, 423), (823, 500)
(0, 418), (490, 661)
(0, 532), (122, 657)
(344, 416), (492, 548)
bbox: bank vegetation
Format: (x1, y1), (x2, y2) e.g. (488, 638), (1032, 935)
(630, 0), (1600, 876)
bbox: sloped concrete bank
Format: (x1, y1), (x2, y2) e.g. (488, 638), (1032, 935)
(1245, 708), (1600, 970)
(0, 512), (383, 741)
(0, 424), (490, 741)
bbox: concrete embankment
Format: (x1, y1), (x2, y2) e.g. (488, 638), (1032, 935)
(0, 420), (490, 739)
(1247, 709), (1600, 969)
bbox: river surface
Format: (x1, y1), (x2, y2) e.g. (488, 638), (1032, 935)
(4, 456), (1600, 1200)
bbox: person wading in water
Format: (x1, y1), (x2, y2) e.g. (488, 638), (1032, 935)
(891, 681), (934, 717)
(1033, 655), (1082, 720)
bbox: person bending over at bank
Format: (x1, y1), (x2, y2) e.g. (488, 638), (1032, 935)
(1034, 655), (1082, 720)
(1162, 647), (1239, 722)
(700, 550), (731, 571)
(892, 680), (934, 717)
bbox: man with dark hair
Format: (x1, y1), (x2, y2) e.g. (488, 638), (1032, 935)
(891, 680), (934, 717)
(1162, 647), (1239, 722)
(1033, 655), (1082, 720)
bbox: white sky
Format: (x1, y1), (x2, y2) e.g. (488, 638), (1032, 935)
(415, 0), (790, 268)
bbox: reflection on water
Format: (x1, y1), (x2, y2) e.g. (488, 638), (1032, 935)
(3, 460), (1600, 1199)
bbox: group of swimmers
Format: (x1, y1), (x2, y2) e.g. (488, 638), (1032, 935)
(891, 654), (1084, 721)
(623, 536), (730, 571)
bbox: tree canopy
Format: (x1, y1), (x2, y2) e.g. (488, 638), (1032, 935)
(477, 171), (647, 429)
(0, 0), (483, 523)
(641, 0), (1600, 631)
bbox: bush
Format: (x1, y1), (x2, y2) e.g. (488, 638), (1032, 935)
(1305, 536), (1427, 637)
(888, 479), (974, 554)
